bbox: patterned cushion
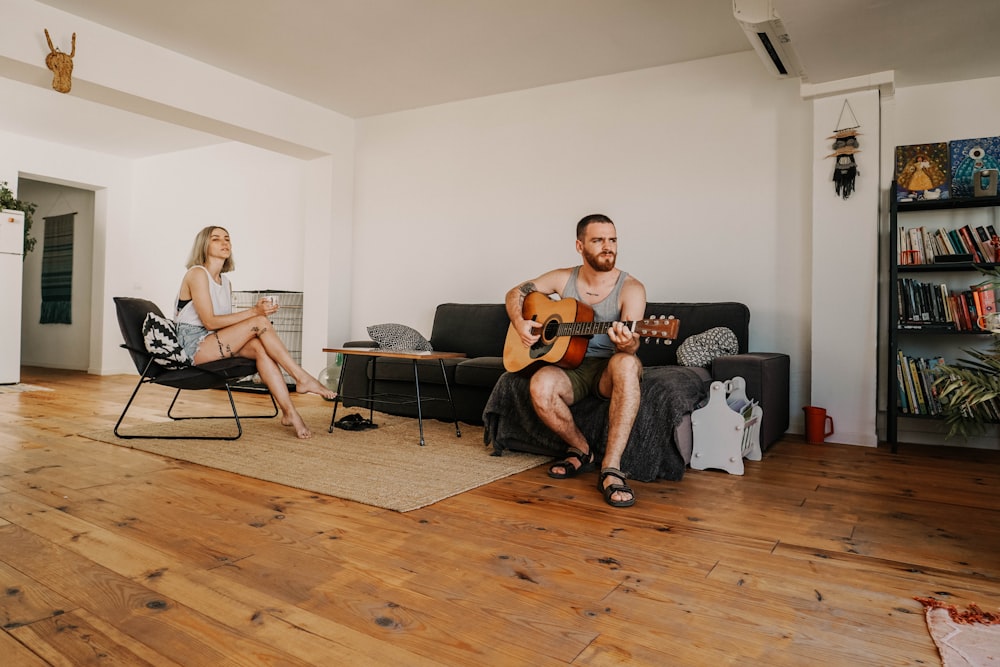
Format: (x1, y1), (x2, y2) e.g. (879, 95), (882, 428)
(366, 323), (433, 351)
(141, 312), (191, 369)
(676, 327), (738, 368)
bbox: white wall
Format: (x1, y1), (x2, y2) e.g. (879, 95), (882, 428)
(0, 129), (133, 375)
(0, 134), (344, 378)
(128, 143), (342, 377)
(354, 51), (813, 430)
(18, 179), (94, 371)
(809, 89), (882, 447)
(0, 1), (356, 379)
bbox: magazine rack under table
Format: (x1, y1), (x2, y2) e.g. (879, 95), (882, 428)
(322, 347), (466, 446)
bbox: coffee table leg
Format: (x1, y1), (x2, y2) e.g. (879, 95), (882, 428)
(328, 353), (350, 433)
(412, 360), (425, 446)
(439, 359), (461, 438)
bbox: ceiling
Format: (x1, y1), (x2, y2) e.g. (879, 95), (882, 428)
(13, 0), (1000, 157)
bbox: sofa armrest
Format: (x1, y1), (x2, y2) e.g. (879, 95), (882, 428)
(710, 352), (789, 451)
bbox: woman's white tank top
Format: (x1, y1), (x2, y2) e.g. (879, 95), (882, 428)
(174, 265), (232, 328)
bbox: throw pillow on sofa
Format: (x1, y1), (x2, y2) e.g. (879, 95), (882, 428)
(367, 323), (434, 351)
(677, 327), (738, 368)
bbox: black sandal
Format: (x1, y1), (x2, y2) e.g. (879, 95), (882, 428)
(334, 413), (377, 431)
(547, 447), (595, 479)
(597, 467), (635, 507)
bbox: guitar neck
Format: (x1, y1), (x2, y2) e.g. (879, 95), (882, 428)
(557, 320), (636, 337)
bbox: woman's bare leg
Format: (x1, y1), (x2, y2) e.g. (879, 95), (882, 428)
(193, 314), (335, 400)
(217, 336), (312, 438)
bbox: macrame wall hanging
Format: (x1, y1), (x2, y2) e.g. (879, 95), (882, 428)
(827, 99), (861, 199)
(44, 29), (76, 94)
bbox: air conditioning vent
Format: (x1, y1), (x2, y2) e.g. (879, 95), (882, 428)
(734, 0), (805, 79)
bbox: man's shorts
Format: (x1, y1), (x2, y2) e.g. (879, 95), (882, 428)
(564, 356), (612, 403)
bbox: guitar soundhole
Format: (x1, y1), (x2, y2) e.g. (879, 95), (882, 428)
(541, 318), (560, 343)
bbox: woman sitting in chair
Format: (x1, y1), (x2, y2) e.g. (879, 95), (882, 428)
(175, 226), (335, 439)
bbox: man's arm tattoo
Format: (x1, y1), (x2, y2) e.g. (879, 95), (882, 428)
(518, 282), (536, 296)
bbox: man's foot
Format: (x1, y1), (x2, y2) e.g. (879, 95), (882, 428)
(597, 467), (635, 507)
(547, 447), (595, 479)
(295, 375), (337, 400)
(281, 410), (312, 439)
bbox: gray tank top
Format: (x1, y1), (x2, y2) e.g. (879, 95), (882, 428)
(562, 265), (628, 358)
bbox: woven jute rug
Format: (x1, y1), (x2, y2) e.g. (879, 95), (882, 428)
(80, 405), (550, 512)
(916, 597), (1000, 666)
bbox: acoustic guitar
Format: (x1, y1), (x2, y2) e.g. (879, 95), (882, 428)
(503, 291), (680, 372)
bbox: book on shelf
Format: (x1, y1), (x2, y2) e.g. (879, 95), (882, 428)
(949, 229), (968, 256)
(973, 282), (997, 316)
(936, 227), (957, 255)
(958, 225), (986, 263)
(894, 351), (947, 416)
(975, 226), (995, 263)
(909, 356), (928, 414)
(895, 225), (992, 265)
(896, 277), (961, 327)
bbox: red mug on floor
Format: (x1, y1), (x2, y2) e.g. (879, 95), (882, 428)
(803, 406), (834, 444)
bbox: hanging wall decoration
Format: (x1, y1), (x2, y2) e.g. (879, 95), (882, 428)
(40, 212), (75, 324)
(44, 29), (76, 94)
(828, 99), (861, 199)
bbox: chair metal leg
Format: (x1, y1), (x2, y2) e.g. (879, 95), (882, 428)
(115, 375), (277, 441)
(113, 373), (151, 439)
(166, 387), (278, 421)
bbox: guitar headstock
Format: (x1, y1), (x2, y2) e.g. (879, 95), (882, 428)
(636, 315), (679, 345)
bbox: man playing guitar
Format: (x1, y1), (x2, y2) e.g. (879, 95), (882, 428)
(504, 214), (646, 507)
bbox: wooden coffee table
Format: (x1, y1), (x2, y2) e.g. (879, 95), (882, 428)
(322, 347), (466, 446)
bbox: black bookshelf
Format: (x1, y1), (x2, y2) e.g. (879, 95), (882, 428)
(886, 184), (1000, 451)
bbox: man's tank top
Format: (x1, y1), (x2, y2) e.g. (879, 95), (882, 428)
(174, 265), (232, 328)
(562, 265), (628, 359)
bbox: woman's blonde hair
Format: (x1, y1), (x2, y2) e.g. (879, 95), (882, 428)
(186, 226), (235, 272)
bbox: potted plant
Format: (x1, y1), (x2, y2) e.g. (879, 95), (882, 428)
(932, 266), (1000, 437)
(0, 180), (37, 257)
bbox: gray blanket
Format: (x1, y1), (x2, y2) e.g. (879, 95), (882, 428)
(482, 365), (708, 482)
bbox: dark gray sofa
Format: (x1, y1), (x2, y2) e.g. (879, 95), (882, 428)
(338, 304), (510, 424)
(338, 302), (790, 478)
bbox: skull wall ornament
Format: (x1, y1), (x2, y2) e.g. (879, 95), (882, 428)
(44, 29), (76, 93)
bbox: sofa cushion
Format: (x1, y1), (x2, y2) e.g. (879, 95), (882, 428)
(455, 357), (506, 388)
(429, 303), (509, 358)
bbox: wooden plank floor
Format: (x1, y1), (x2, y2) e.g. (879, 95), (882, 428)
(1, 367), (999, 666)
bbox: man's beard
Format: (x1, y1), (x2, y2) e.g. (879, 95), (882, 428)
(583, 249), (616, 272)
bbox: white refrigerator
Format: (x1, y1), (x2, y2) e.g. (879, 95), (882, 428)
(0, 209), (24, 384)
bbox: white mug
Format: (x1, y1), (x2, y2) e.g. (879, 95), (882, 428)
(977, 311), (1000, 333)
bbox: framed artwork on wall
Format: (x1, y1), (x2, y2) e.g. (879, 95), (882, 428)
(894, 142), (950, 202)
(949, 136), (1000, 198)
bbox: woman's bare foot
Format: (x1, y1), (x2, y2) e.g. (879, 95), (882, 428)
(281, 410), (312, 439)
(294, 375), (337, 400)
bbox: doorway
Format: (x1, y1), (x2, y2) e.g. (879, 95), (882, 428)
(18, 178), (95, 372)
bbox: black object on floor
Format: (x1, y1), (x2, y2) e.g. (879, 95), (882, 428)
(334, 413), (378, 431)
